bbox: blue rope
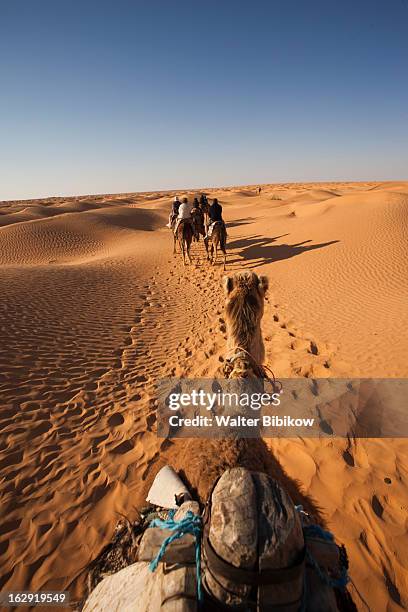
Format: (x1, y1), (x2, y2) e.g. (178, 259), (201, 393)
(296, 506), (349, 591)
(148, 510), (203, 604)
(303, 524), (335, 542)
(302, 524), (349, 591)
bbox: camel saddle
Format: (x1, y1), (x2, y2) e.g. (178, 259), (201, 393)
(174, 218), (193, 233)
(202, 468), (352, 611)
(207, 220), (223, 237)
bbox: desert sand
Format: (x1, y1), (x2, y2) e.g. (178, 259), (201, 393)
(0, 182), (407, 610)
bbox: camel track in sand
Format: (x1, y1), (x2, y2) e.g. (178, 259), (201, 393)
(0, 234), (339, 601)
(0, 236), (226, 596)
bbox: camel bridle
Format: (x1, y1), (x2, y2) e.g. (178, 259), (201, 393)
(223, 346), (282, 393)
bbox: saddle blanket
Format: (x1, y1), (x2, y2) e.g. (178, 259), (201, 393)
(207, 221), (221, 237)
(207, 221), (225, 238)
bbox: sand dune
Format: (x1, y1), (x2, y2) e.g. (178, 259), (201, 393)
(0, 206), (165, 265)
(0, 182), (407, 610)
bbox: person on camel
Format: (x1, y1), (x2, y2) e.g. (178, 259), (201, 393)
(166, 196), (180, 228)
(199, 193), (208, 210)
(191, 197), (205, 240)
(207, 197), (226, 237)
(174, 197), (193, 234)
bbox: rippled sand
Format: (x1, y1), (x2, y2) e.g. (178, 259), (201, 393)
(0, 182), (407, 609)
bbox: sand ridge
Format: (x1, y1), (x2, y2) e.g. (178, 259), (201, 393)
(0, 181), (407, 609)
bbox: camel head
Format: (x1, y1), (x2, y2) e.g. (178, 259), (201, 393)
(223, 272), (269, 369)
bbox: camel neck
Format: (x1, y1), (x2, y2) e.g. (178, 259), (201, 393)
(227, 325), (264, 364)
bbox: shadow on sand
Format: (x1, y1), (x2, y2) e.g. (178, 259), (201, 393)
(226, 217), (256, 228)
(227, 234), (339, 267)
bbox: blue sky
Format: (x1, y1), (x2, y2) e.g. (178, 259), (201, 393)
(1, 0), (407, 200)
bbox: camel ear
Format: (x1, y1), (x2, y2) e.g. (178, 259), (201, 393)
(223, 275), (234, 294)
(258, 275), (269, 293)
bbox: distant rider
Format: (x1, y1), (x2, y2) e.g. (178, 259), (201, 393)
(166, 196), (180, 228)
(174, 197), (193, 233)
(199, 193), (208, 210)
(191, 198), (205, 239)
(207, 198), (226, 236)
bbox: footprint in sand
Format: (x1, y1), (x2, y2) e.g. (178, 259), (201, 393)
(107, 413), (125, 427)
(382, 567), (402, 607)
(146, 413), (156, 430)
(371, 494), (384, 519)
(111, 439), (134, 455)
(342, 450), (355, 467)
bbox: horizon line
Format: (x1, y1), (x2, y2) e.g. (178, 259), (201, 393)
(2, 178), (407, 205)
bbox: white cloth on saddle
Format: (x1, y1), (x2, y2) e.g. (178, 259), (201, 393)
(177, 202), (192, 220)
(207, 220), (223, 238)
